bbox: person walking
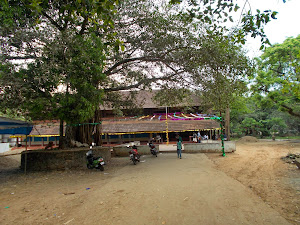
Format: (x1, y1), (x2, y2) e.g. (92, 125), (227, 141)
(177, 135), (183, 159)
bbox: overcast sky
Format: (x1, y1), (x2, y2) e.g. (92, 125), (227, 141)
(242, 0), (300, 58)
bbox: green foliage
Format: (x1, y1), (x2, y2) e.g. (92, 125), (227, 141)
(1, 34), (106, 123)
(0, 0), (118, 124)
(0, 0), (286, 143)
(168, 0), (278, 49)
(230, 95), (299, 137)
(192, 38), (252, 115)
(102, 1), (253, 116)
(265, 117), (287, 134)
(153, 89), (191, 107)
(241, 117), (261, 131)
(252, 35), (300, 118)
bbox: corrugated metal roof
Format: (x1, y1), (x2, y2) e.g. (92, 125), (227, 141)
(0, 117), (33, 135)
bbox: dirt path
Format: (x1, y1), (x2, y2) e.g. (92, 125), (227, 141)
(207, 140), (300, 225)
(0, 142), (296, 225)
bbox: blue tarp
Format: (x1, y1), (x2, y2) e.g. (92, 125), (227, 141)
(0, 117), (33, 135)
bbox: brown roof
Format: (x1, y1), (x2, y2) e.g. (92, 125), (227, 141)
(30, 120), (61, 136)
(100, 90), (201, 110)
(29, 115), (220, 136)
(101, 119), (220, 134)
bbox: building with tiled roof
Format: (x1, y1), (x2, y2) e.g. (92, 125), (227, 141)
(19, 91), (222, 146)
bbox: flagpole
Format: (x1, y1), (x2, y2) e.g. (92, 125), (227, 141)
(165, 106), (169, 145)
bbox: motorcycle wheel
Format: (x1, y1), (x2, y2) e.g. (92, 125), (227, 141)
(133, 159), (136, 165)
(87, 164), (92, 169)
(99, 165), (104, 171)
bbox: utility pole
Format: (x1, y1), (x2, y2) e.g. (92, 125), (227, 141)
(165, 106), (169, 145)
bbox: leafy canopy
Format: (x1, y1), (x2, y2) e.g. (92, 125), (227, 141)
(0, 0), (118, 123)
(0, 0), (279, 123)
(252, 35), (300, 118)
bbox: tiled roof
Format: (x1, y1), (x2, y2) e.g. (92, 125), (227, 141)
(102, 119), (220, 134)
(30, 121), (61, 136)
(29, 115), (220, 136)
(100, 90), (201, 110)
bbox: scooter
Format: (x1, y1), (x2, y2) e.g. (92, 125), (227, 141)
(128, 145), (140, 165)
(149, 142), (158, 157)
(86, 146), (105, 171)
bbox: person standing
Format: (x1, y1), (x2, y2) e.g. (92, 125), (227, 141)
(193, 132), (197, 142)
(197, 131), (202, 143)
(177, 136), (182, 159)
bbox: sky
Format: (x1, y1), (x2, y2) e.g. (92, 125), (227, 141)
(243, 0), (300, 58)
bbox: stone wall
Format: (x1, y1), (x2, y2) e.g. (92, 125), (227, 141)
(184, 141), (236, 153)
(113, 142), (236, 156)
(21, 147), (111, 171)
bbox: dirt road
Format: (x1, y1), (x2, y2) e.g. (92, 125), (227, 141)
(0, 140), (299, 225)
(207, 140), (300, 225)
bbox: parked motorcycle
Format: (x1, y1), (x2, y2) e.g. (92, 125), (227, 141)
(149, 142), (158, 157)
(86, 146), (105, 171)
(128, 145), (140, 165)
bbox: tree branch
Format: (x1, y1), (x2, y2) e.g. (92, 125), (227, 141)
(269, 95), (300, 118)
(79, 16), (89, 35)
(104, 72), (183, 92)
(4, 55), (38, 60)
(104, 46), (188, 76)
(280, 104), (300, 118)
(270, 68), (285, 75)
(42, 11), (64, 32)
(104, 56), (164, 75)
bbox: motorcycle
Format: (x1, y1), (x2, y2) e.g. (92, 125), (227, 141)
(149, 142), (158, 157)
(86, 146), (105, 171)
(128, 145), (140, 165)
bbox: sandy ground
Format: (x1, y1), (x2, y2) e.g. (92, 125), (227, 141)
(0, 140), (299, 225)
(206, 140), (300, 225)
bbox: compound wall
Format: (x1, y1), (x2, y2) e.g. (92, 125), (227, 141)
(183, 141), (236, 153)
(113, 145), (155, 157)
(21, 147), (111, 171)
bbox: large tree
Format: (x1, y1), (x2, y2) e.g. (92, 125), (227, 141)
(192, 36), (252, 140)
(96, 0), (254, 142)
(0, 0), (278, 146)
(0, 0), (119, 146)
(229, 94), (298, 137)
(252, 35), (300, 118)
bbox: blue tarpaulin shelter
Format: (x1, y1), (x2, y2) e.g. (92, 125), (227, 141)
(0, 117), (33, 174)
(0, 117), (32, 135)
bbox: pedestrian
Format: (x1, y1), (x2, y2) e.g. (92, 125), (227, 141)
(193, 132), (197, 142)
(177, 135), (182, 159)
(197, 131), (202, 143)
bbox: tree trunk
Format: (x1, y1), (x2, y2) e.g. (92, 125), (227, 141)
(94, 109), (103, 146)
(65, 125), (76, 147)
(225, 107), (230, 141)
(59, 120), (65, 149)
(74, 122), (93, 145)
(63, 109), (103, 147)
(219, 111), (225, 137)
